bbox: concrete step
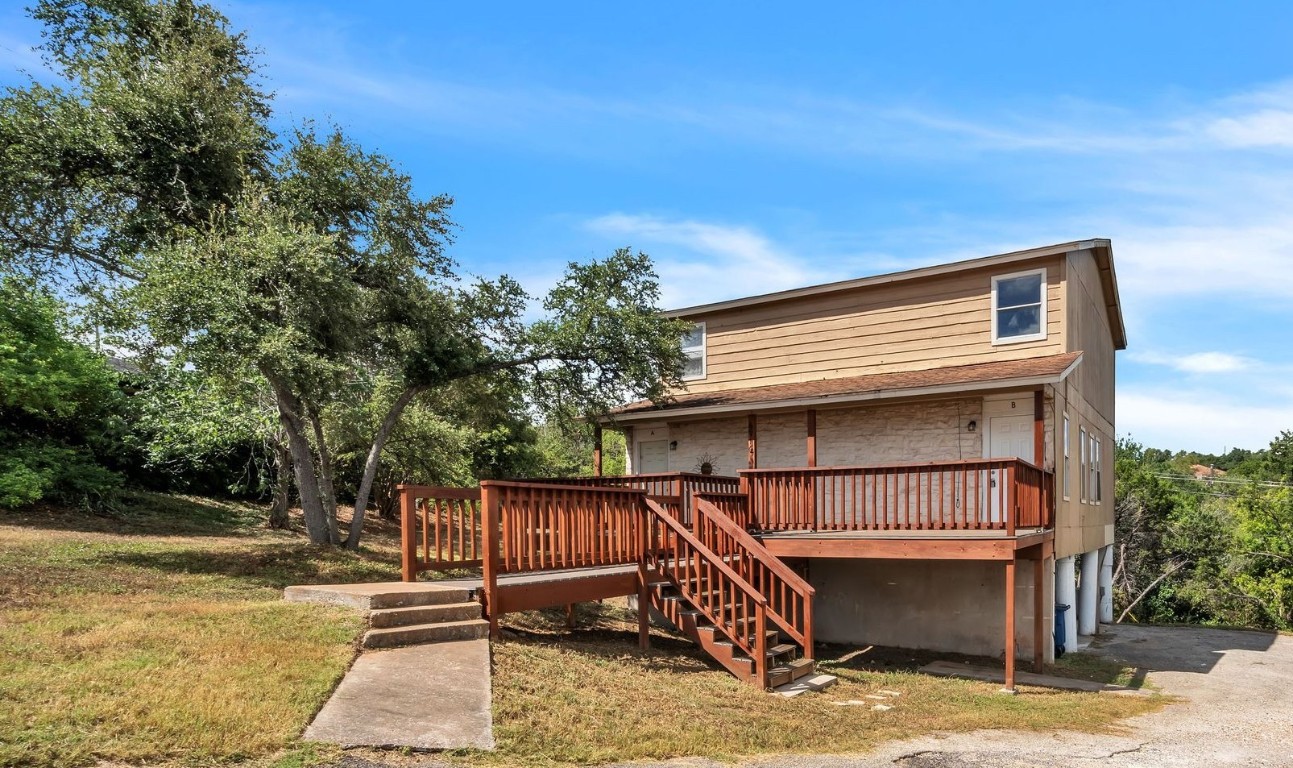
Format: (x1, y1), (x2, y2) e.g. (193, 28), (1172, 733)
(773, 673), (839, 697)
(362, 619), (490, 649)
(284, 582), (476, 611)
(368, 602), (481, 628)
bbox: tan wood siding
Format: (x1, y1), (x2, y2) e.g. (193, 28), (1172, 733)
(1064, 250), (1117, 425)
(679, 257), (1065, 394)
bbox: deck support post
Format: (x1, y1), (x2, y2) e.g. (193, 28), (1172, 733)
(1033, 555), (1045, 673)
(592, 425), (603, 477)
(638, 499), (651, 650)
(1004, 557), (1017, 693)
(565, 603), (576, 629)
(399, 485), (417, 582)
(1099, 543), (1115, 624)
(806, 409), (817, 467)
(480, 482), (500, 639)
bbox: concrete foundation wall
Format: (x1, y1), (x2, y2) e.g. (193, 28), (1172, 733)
(810, 558), (1050, 661)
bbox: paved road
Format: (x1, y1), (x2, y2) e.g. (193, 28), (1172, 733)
(742, 623), (1293, 768)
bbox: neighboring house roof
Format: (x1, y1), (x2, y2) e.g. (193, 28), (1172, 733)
(105, 355), (141, 375)
(1190, 464), (1227, 479)
(664, 239), (1127, 351)
(611, 351), (1083, 422)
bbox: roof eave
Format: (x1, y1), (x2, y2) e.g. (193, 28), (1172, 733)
(606, 354), (1083, 424)
(662, 239), (1112, 319)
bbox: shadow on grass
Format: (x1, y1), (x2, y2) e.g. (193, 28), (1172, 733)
(97, 542), (402, 590)
(500, 603), (721, 675)
(3, 491), (271, 538)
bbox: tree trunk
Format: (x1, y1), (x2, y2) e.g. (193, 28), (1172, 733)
(309, 407), (341, 545)
(266, 373), (331, 545)
(345, 385), (422, 550)
(269, 435), (292, 529)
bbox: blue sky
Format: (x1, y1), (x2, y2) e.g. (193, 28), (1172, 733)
(3, 2), (1293, 452)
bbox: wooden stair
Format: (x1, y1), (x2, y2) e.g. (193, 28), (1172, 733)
(649, 579), (837, 693)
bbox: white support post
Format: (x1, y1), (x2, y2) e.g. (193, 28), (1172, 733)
(1078, 550), (1099, 637)
(1099, 543), (1114, 625)
(1056, 556), (1077, 654)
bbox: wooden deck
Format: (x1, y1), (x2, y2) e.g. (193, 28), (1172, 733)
(396, 461), (1058, 691)
(757, 527), (1054, 560)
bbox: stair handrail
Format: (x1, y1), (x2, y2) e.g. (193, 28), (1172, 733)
(642, 498), (770, 687)
(693, 494), (815, 654)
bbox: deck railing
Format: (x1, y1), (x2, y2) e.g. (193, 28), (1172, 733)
(398, 485), (485, 580)
(643, 498), (769, 687)
(517, 472), (740, 524)
(740, 458), (1054, 536)
(486, 481), (648, 574)
(692, 494), (813, 653)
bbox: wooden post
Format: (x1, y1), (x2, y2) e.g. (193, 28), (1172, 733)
(565, 602), (576, 630)
(806, 409), (817, 467)
(1034, 556), (1045, 673)
(399, 485), (417, 582)
(1004, 558), (1017, 692)
(481, 482), (500, 639)
(1033, 389), (1045, 468)
(592, 425), (603, 477)
(638, 498), (651, 650)
(747, 414), (758, 469)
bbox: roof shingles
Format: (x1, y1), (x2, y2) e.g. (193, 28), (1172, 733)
(615, 352), (1082, 416)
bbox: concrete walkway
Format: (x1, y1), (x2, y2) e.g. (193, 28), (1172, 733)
(305, 638), (494, 750)
(289, 582), (495, 751)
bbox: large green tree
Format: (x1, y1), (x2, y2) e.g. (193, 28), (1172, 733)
(0, 278), (124, 508)
(2, 0), (686, 546)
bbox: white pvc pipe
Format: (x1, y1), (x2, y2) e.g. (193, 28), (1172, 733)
(1099, 544), (1114, 624)
(1055, 556), (1077, 653)
(1078, 550), (1099, 636)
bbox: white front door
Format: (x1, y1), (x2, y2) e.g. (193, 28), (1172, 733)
(638, 440), (669, 473)
(985, 413), (1035, 522)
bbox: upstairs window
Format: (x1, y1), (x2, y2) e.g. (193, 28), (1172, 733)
(681, 323), (706, 380)
(992, 268), (1047, 344)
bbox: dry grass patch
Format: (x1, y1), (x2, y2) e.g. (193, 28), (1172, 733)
(477, 605), (1166, 766)
(0, 492), (401, 768)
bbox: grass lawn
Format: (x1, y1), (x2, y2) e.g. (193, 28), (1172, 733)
(2, 493), (1166, 768)
(0, 492), (400, 768)
(469, 605), (1165, 767)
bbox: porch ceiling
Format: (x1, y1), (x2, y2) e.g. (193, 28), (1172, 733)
(609, 351), (1082, 423)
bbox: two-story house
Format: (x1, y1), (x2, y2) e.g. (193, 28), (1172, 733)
(607, 238), (1125, 669)
(396, 239), (1125, 693)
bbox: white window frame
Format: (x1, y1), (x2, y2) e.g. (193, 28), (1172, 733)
(1090, 434), (1100, 504)
(1079, 426), (1088, 503)
(991, 267), (1048, 345)
(681, 322), (706, 381)
(1062, 413), (1071, 500)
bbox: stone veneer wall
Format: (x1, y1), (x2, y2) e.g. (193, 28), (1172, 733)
(653, 397), (983, 476)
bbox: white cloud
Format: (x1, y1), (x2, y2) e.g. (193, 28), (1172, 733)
(584, 213), (850, 309)
(1206, 109), (1293, 148)
(1118, 389), (1292, 451)
(1128, 351), (1257, 374)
